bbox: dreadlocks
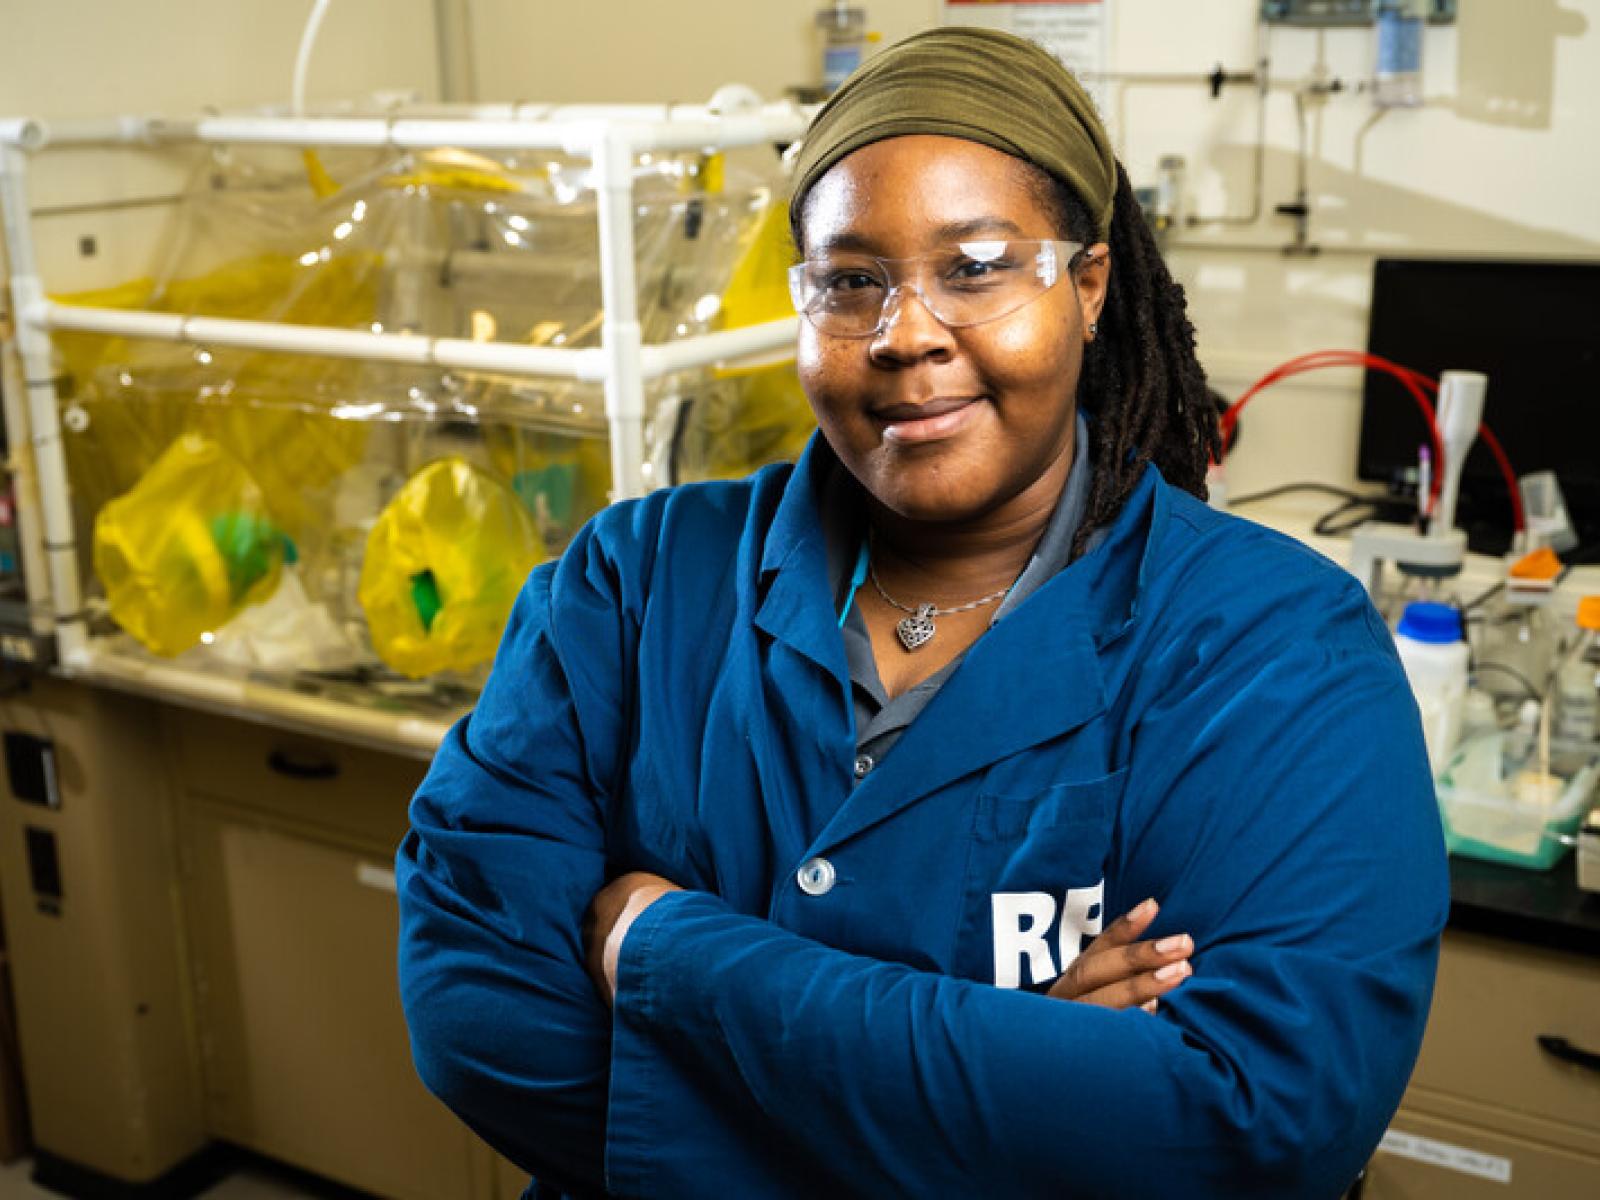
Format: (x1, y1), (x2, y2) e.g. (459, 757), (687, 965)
(1037, 164), (1220, 559)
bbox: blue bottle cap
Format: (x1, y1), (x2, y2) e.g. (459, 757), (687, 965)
(1396, 601), (1462, 644)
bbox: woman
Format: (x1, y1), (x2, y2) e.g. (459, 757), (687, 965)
(398, 28), (1446, 1199)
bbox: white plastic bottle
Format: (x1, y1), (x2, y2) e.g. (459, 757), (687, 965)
(1555, 596), (1600, 742)
(1394, 601), (1471, 776)
(1374, 0), (1425, 109)
(816, 2), (868, 94)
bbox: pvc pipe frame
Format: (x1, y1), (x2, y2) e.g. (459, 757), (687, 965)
(0, 104), (808, 745)
(1, 145), (85, 664)
(33, 302), (800, 393)
(1, 106), (809, 153)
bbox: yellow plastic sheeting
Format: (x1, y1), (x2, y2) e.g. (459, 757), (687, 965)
(674, 365), (815, 484)
(682, 194), (816, 482)
(718, 200), (797, 331)
(190, 379), (370, 540)
(359, 458), (544, 679)
(55, 249), (379, 541)
(485, 427), (612, 540)
(52, 252), (381, 382)
(92, 433), (286, 657)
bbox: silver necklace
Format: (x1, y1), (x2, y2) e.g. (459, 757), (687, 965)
(868, 558), (1010, 652)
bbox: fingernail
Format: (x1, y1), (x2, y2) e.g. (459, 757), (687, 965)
(1129, 897), (1158, 920)
(1154, 960), (1191, 982)
(1155, 934), (1190, 956)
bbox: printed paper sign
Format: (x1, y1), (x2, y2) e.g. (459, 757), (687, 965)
(1378, 1130), (1513, 1183)
(943, 1), (1110, 105)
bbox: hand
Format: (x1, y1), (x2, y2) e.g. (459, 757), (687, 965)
(583, 871), (683, 1008)
(1046, 898), (1193, 1013)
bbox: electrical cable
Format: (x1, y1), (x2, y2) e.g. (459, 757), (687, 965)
(1459, 580), (1505, 613)
(1312, 497), (1388, 538)
(1215, 350), (1528, 536)
(1472, 660), (1541, 703)
(1225, 481), (1367, 507)
(1218, 350), (1443, 509)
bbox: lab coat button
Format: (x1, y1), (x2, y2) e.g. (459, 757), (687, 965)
(797, 856), (836, 896)
(853, 753), (874, 779)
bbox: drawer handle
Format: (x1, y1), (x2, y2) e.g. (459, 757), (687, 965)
(266, 749), (340, 781)
(1538, 1035), (1600, 1074)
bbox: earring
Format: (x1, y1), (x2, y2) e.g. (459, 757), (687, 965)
(1088, 322), (1099, 337)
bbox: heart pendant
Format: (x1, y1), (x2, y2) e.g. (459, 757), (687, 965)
(895, 604), (938, 652)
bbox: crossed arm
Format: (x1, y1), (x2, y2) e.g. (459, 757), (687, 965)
(586, 872), (1192, 1011)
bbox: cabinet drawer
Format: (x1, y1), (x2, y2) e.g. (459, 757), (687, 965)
(1410, 931), (1600, 1140)
(1365, 1107), (1600, 1199)
(186, 806), (475, 1199)
(166, 708), (428, 847)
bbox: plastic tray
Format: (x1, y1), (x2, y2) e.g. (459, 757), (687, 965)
(1436, 733), (1600, 870)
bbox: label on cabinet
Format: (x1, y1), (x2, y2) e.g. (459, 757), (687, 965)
(1379, 1129), (1513, 1183)
(355, 862), (398, 893)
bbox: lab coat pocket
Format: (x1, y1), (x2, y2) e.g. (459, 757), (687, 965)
(955, 768), (1127, 988)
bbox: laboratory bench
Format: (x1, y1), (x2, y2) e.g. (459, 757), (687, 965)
(1363, 855), (1600, 1197)
(0, 676), (1596, 1198)
(1447, 852), (1600, 960)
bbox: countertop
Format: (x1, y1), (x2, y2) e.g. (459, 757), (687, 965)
(1449, 851), (1600, 959)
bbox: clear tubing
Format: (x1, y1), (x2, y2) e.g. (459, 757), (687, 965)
(293, 0), (334, 117)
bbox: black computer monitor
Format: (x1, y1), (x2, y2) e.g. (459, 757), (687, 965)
(1358, 257), (1600, 556)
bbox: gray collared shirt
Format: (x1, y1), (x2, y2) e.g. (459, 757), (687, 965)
(823, 411), (1099, 786)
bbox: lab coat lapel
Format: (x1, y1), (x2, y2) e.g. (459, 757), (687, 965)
(750, 438), (853, 689)
(745, 443), (857, 845)
(813, 466), (1163, 851)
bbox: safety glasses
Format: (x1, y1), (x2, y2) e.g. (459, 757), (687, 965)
(788, 239), (1088, 339)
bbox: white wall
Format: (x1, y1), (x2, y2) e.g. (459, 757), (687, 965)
(1113, 0), (1600, 493)
(5, 0), (1597, 492)
(469, 0), (940, 105)
(0, 0), (440, 290)
(469, 0), (1600, 492)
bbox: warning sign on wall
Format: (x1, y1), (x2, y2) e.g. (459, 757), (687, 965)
(942, 1), (1110, 105)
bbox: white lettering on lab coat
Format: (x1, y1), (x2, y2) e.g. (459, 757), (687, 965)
(991, 880), (1106, 988)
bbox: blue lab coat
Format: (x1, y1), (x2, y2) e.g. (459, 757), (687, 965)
(397, 436), (1448, 1199)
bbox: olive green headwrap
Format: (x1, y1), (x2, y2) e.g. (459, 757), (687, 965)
(789, 26), (1117, 240)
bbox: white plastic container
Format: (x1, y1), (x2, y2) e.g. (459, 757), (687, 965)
(1374, 1), (1424, 109)
(1555, 596), (1600, 742)
(1394, 601), (1470, 776)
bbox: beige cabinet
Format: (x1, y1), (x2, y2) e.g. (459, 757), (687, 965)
(0, 680), (206, 1184)
(166, 707), (524, 1200)
(1367, 931), (1600, 1197)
